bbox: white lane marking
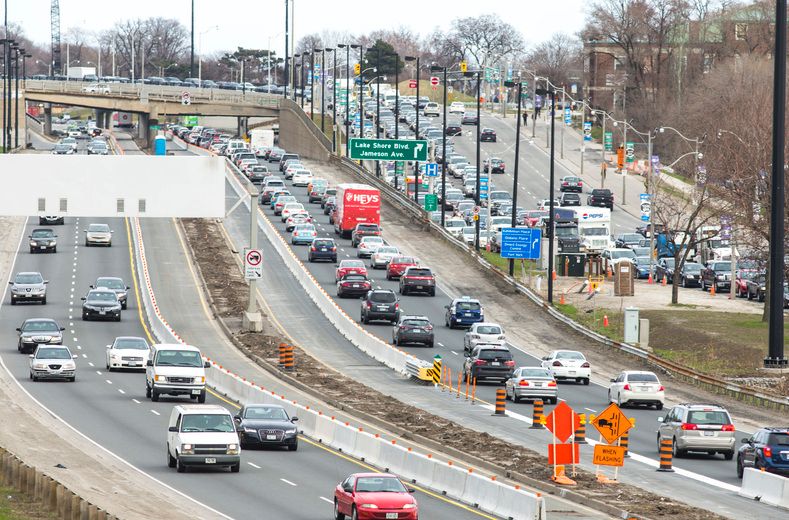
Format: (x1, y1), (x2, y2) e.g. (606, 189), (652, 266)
(68, 315), (73, 319)
(319, 497), (334, 505)
(71, 280), (75, 285)
(118, 389), (125, 394)
(585, 408), (597, 413)
(96, 370), (102, 375)
(72, 274), (76, 279)
(70, 329), (75, 334)
(88, 362), (94, 367)
(69, 322), (73, 326)
(76, 345), (82, 349)
(247, 462), (261, 469)
(105, 379), (113, 385)
(280, 478), (297, 486)
(150, 410), (160, 416)
(81, 354), (87, 358)
(437, 342), (444, 347)
(132, 399), (141, 404)
(450, 351), (458, 356)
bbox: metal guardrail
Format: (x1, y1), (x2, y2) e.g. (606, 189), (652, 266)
(23, 79), (280, 108)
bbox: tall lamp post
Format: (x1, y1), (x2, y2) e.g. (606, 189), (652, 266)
(405, 56), (421, 205)
(464, 70), (482, 250)
(299, 52), (308, 108)
(392, 52), (400, 190)
(337, 43), (355, 156)
(293, 53), (301, 102)
(431, 64), (448, 227)
(504, 79), (524, 276)
(309, 51), (316, 121)
(313, 48), (325, 133)
(13, 46), (21, 149)
(536, 87), (557, 303)
(326, 47), (337, 153)
(375, 47), (383, 178)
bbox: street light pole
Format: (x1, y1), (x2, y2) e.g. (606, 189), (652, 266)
(310, 51), (315, 121)
(359, 47), (365, 140)
(505, 79), (523, 276)
(327, 47), (337, 153)
(766, 0), (787, 367)
(190, 0), (195, 78)
(431, 64), (448, 227)
(405, 56), (421, 204)
(537, 87), (557, 303)
(465, 70), (482, 250)
(13, 47), (20, 149)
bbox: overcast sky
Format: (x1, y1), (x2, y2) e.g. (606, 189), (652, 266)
(7, 0), (588, 55)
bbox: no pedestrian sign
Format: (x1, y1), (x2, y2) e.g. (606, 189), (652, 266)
(244, 249), (263, 279)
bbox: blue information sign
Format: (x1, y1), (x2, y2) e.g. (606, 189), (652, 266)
(501, 227), (542, 259)
(479, 176), (489, 200)
(424, 163), (439, 177)
(564, 107), (572, 125)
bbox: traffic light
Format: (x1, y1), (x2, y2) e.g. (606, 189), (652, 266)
(460, 61), (467, 73)
(617, 146), (625, 169)
(354, 63), (361, 75)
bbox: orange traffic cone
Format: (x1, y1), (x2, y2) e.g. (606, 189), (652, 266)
(661, 275), (667, 286)
(647, 273), (654, 284)
(710, 283), (716, 296)
(559, 292), (566, 305)
(603, 315), (610, 328)
(552, 269), (557, 281)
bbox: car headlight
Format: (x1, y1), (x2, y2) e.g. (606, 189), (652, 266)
(402, 503), (416, 509)
(244, 427), (256, 433)
(154, 375), (166, 382)
(359, 504), (379, 509)
(180, 443), (194, 455)
(226, 443), (239, 455)
(110, 353), (121, 359)
(29, 241), (38, 246)
(64, 363), (75, 370)
(194, 376), (205, 384)
(33, 362), (47, 369)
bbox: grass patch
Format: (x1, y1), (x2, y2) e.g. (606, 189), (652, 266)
(0, 486), (57, 520)
(555, 305), (626, 342)
(661, 169), (693, 185)
(480, 249), (510, 271)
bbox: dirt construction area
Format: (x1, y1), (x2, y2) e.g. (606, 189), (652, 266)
(181, 216), (740, 520)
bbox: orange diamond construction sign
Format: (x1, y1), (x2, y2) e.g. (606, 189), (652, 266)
(590, 403), (632, 445)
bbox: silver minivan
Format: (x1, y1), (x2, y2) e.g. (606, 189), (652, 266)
(657, 403), (736, 459)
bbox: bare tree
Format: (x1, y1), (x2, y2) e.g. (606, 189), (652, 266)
(525, 33), (582, 86)
(447, 14), (524, 68)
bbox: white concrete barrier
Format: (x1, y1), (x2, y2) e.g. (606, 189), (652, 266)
(431, 461), (470, 501)
(332, 424), (359, 455)
(739, 468), (789, 509)
(377, 441), (410, 477)
(313, 414), (338, 446)
(353, 432), (382, 463)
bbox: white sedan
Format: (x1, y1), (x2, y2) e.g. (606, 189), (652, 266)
(106, 336), (150, 371)
(370, 246), (400, 269)
(449, 102), (466, 114)
(463, 323), (506, 354)
(281, 203), (305, 222)
(540, 350), (591, 385)
(608, 370), (665, 409)
(356, 236), (386, 258)
(29, 345), (77, 382)
(292, 170), (314, 187)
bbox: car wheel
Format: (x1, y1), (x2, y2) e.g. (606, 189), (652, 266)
(736, 456), (744, 478)
(361, 313), (367, 324)
(230, 463), (240, 473)
(583, 378), (590, 386)
(29, 372), (34, 381)
(197, 390), (206, 403)
(608, 390), (614, 403)
(85, 241), (89, 247)
(29, 248), (34, 254)
(334, 500), (345, 520)
(41, 297), (46, 305)
(723, 451), (734, 461)
(10, 298), (15, 306)
(151, 390), (160, 402)
(429, 288), (436, 297)
(549, 397), (558, 404)
(68, 376), (76, 382)
(176, 456), (186, 473)
(145, 384), (152, 398)
(672, 438), (685, 458)
(288, 442), (298, 451)
(655, 402), (664, 410)
(747, 290), (753, 300)
(682, 277), (687, 288)
(115, 315), (121, 322)
(386, 274), (391, 280)
(122, 302), (127, 310)
(428, 341), (434, 348)
(351, 506), (358, 520)
(52, 247), (57, 253)
(167, 445), (176, 468)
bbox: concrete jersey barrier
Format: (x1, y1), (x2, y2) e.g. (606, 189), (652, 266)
(739, 468), (789, 509)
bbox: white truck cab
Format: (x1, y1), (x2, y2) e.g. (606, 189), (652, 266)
(146, 344), (209, 403)
(572, 206), (613, 253)
(167, 404), (241, 473)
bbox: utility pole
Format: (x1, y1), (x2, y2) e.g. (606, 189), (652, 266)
(284, 0), (289, 98)
(190, 0), (195, 78)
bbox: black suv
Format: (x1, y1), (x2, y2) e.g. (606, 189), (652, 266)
(587, 189), (614, 209)
(480, 128), (497, 142)
(360, 289), (400, 324)
(463, 345), (515, 383)
(351, 223), (382, 247)
(308, 238), (337, 263)
(399, 267), (436, 296)
(392, 315), (434, 347)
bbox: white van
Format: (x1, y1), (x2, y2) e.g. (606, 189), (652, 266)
(146, 344), (209, 403)
(167, 404), (241, 473)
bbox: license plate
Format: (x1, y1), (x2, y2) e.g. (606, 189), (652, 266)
(416, 285), (423, 289)
(378, 306), (388, 311)
(205, 458), (216, 464)
(191, 389), (201, 395)
(386, 514), (398, 520)
(703, 431), (714, 436)
(353, 284), (360, 288)
(129, 363), (139, 367)
(534, 382), (542, 387)
(40, 246), (46, 250)
(491, 362), (500, 366)
(412, 329), (423, 333)
(266, 435), (277, 440)
(568, 371), (576, 375)
(637, 387), (648, 392)
(25, 294), (31, 297)
(320, 248), (327, 251)
(99, 310), (106, 315)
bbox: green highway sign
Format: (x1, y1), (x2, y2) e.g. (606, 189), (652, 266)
(424, 194), (438, 211)
(604, 131), (613, 152)
(349, 138), (428, 161)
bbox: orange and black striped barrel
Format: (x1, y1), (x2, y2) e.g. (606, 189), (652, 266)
(620, 430), (631, 457)
(657, 438), (675, 472)
(279, 343), (294, 369)
(574, 414), (587, 444)
(530, 399), (544, 429)
(494, 389), (506, 415)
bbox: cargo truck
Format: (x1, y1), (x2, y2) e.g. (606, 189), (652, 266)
(571, 206), (613, 253)
(333, 184), (381, 238)
(249, 128), (275, 156)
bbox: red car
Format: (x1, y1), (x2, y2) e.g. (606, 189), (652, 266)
(386, 256), (419, 281)
(334, 473), (418, 520)
(335, 259), (368, 282)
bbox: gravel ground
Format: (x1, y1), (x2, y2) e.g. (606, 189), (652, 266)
(181, 217), (729, 520)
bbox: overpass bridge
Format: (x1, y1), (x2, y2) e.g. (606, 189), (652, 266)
(22, 80), (280, 146)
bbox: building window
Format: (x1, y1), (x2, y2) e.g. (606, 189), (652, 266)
(703, 53), (713, 73)
(613, 57), (625, 70)
(735, 23), (748, 40)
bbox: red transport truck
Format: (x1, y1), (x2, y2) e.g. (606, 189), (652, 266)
(333, 184), (381, 238)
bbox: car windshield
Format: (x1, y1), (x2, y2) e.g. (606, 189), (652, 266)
(22, 321), (59, 332)
(180, 414), (235, 433)
(767, 433), (789, 445)
(627, 373), (659, 382)
(489, 192), (511, 201)
(15, 273), (43, 284)
(476, 325), (502, 334)
(88, 224), (110, 232)
(342, 274), (367, 281)
(243, 406), (289, 420)
(361, 237), (384, 245)
(521, 368), (552, 378)
(684, 263), (702, 272)
(294, 224), (314, 232)
(370, 291), (396, 303)
(341, 260), (364, 268)
(31, 230), (54, 238)
(375, 247), (398, 254)
(314, 240), (334, 247)
(97, 279), (125, 290)
(155, 350), (203, 367)
(479, 349), (512, 360)
(54, 144), (71, 151)
(402, 319), (429, 327)
(407, 268), (432, 277)
(456, 301), (480, 311)
(688, 410), (730, 425)
(113, 338), (148, 350)
(355, 477), (407, 493)
(709, 262), (730, 271)
(357, 225), (379, 232)
(88, 291), (117, 301)
(611, 250), (636, 259)
(392, 257), (416, 265)
(555, 351), (585, 360)
(36, 348), (70, 359)
(663, 259), (676, 268)
(635, 256), (651, 265)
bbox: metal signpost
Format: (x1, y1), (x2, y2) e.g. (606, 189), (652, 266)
(349, 138), (428, 162)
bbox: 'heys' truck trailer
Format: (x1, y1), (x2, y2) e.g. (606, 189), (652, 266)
(334, 184), (381, 238)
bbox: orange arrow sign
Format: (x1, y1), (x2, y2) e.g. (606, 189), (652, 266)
(590, 403), (632, 445)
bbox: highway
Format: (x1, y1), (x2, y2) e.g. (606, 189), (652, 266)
(0, 131), (492, 519)
(163, 131), (789, 519)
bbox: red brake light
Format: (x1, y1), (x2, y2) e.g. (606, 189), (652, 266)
(518, 380), (529, 387)
(504, 360), (515, 367)
(547, 381), (557, 387)
(474, 360), (487, 366)
(623, 384), (631, 391)
(681, 423), (698, 430)
(552, 361), (563, 367)
(721, 424), (735, 432)
(763, 446), (773, 457)
(367, 302), (372, 308)
(310, 246), (317, 251)
(658, 385), (665, 392)
(581, 362), (590, 368)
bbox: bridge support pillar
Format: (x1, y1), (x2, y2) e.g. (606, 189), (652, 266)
(237, 117), (248, 139)
(43, 104), (52, 136)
